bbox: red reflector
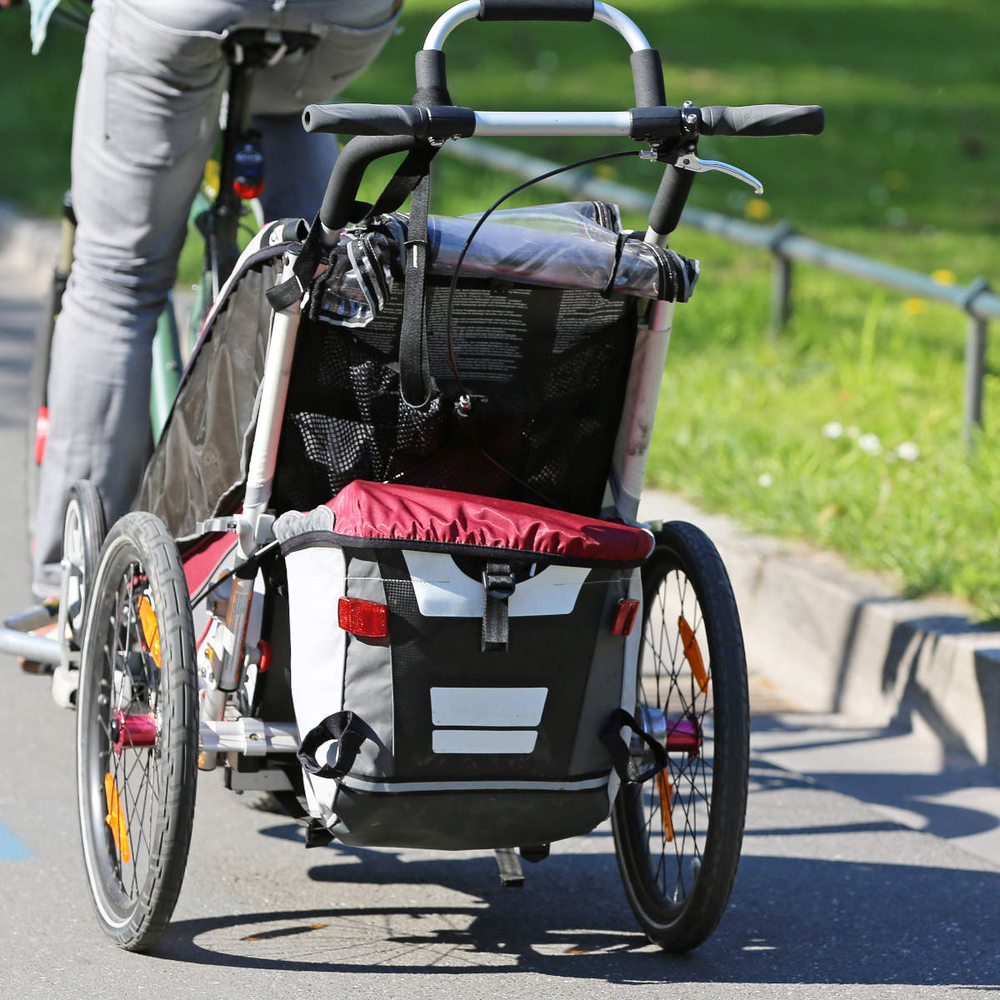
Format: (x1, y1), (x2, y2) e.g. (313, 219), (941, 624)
(233, 179), (264, 200)
(34, 406), (50, 465)
(612, 598), (641, 636)
(338, 597), (388, 639)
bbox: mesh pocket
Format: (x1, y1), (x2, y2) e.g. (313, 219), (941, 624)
(272, 281), (636, 516)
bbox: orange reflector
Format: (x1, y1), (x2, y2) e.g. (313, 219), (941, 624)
(657, 770), (674, 843)
(137, 596), (161, 670)
(104, 772), (131, 863)
(678, 615), (708, 692)
(612, 598), (641, 636)
(338, 597), (388, 639)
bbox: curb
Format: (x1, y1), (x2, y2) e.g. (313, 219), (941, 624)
(639, 488), (1000, 768)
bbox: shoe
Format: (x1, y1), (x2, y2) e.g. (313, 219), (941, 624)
(18, 602), (60, 675)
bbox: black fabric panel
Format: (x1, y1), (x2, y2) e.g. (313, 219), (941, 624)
(329, 786), (611, 849)
(375, 551), (623, 782)
(135, 254), (284, 538)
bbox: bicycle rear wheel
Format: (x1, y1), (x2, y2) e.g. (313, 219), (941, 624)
(612, 520), (749, 952)
(76, 512), (198, 951)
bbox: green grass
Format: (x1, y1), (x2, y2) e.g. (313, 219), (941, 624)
(3, 1), (999, 615)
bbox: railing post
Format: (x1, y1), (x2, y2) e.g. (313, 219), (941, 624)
(768, 222), (796, 339)
(962, 278), (990, 453)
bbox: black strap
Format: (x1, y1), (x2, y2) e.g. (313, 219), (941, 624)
(362, 143), (439, 223)
(600, 707), (668, 785)
(296, 710), (368, 779)
(481, 560), (516, 652)
(266, 212), (327, 312)
(399, 168), (435, 408)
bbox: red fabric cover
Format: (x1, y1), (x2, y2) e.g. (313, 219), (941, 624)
(326, 480), (653, 563)
(182, 531), (237, 597)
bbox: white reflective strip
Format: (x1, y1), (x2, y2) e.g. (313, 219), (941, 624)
(510, 565), (589, 616)
(431, 687), (548, 726)
(337, 774), (609, 794)
(401, 550), (589, 618)
(401, 550), (480, 615)
(432, 730), (538, 754)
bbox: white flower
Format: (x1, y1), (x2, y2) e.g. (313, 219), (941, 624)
(757, 473), (775, 487)
(896, 441), (920, 462)
(822, 421), (844, 439)
(858, 433), (882, 455)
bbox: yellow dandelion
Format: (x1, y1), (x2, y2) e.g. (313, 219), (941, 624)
(202, 159), (220, 198)
(593, 163), (617, 180)
(745, 198), (772, 220)
(883, 170), (909, 191)
(903, 298), (926, 316)
(931, 269), (957, 286)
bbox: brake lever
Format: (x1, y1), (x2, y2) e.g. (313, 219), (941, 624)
(672, 152), (764, 195)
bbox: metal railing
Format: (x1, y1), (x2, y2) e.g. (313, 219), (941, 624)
(446, 139), (998, 449)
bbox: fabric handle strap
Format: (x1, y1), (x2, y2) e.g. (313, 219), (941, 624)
(600, 707), (668, 785)
(399, 167), (435, 408)
(297, 710), (368, 779)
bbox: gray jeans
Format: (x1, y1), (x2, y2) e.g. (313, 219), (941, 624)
(33, 0), (400, 596)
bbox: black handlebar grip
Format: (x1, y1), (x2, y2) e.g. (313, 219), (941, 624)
(648, 164), (695, 238)
(477, 0), (594, 20)
(414, 49), (453, 106)
(303, 103), (426, 137)
(319, 134), (424, 231)
(629, 49), (666, 108)
(699, 104), (824, 137)
(303, 103), (476, 139)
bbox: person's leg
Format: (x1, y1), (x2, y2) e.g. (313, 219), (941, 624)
(32, 0), (227, 596)
(251, 0), (401, 221)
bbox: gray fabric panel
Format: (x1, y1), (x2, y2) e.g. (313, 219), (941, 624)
(274, 504), (336, 545)
(340, 550), (395, 779)
(568, 570), (634, 775)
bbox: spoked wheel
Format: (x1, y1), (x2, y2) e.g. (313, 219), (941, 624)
(59, 480), (107, 655)
(76, 512), (198, 951)
(612, 520), (749, 953)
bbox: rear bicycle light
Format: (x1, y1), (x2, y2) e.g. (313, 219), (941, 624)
(34, 406), (50, 464)
(232, 134), (264, 200)
(338, 597), (389, 639)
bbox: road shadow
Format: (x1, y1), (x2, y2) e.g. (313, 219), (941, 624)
(153, 807), (1000, 987)
(751, 716), (1000, 845)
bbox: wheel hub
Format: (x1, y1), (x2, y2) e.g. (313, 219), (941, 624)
(111, 710), (157, 754)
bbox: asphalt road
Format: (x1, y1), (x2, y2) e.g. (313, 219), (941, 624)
(1, 251), (998, 999)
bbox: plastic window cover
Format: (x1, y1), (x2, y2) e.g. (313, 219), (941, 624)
(316, 202), (699, 327)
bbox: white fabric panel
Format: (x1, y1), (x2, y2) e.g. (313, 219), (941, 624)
(402, 550), (589, 618)
(283, 544), (348, 821)
(432, 730), (538, 754)
(430, 687), (548, 726)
